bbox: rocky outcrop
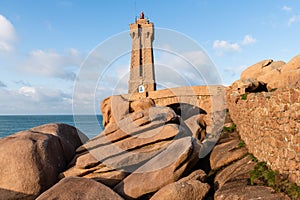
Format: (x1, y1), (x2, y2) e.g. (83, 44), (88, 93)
(113, 137), (197, 199)
(266, 54), (300, 89)
(235, 54), (300, 92)
(36, 177), (124, 200)
(0, 124), (88, 200)
(62, 106), (187, 185)
(227, 55), (300, 186)
(60, 89), (295, 199)
(61, 95), (225, 199)
(150, 170), (210, 200)
(240, 59), (285, 80)
(62, 105), (200, 198)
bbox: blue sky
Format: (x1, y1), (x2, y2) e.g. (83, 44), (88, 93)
(0, 0), (299, 114)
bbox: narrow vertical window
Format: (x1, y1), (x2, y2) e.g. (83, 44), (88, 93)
(139, 64), (143, 77)
(140, 42), (143, 77)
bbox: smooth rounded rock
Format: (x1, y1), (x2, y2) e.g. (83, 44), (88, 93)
(36, 177), (124, 200)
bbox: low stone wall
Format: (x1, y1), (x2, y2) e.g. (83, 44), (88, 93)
(226, 86), (300, 186)
(122, 85), (226, 114)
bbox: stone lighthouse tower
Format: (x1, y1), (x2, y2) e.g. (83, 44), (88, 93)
(128, 12), (156, 94)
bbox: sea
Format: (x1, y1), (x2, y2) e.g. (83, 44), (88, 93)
(0, 115), (104, 139)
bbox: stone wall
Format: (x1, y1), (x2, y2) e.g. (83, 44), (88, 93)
(226, 85), (300, 186)
(123, 85), (226, 114)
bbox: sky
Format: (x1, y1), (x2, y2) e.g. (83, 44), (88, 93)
(0, 0), (299, 114)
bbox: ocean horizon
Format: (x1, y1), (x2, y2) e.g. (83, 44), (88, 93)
(0, 115), (104, 139)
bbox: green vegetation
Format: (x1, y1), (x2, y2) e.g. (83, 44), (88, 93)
(241, 93), (248, 100)
(249, 160), (300, 199)
(282, 181), (300, 199)
(250, 154), (258, 162)
(223, 124), (236, 132)
(250, 162), (278, 187)
(238, 140), (245, 148)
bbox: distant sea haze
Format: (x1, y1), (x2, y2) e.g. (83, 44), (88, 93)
(0, 115), (104, 139)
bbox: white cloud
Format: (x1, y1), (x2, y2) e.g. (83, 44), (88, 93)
(242, 35), (256, 45)
(20, 48), (83, 81)
(288, 15), (300, 26)
(213, 40), (241, 52)
(0, 14), (16, 52)
(19, 86), (36, 96)
(0, 86), (72, 114)
(213, 34), (256, 55)
(282, 6), (292, 12)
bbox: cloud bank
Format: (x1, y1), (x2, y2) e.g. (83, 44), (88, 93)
(0, 86), (72, 114)
(0, 14), (16, 52)
(20, 48), (83, 81)
(213, 40), (240, 52)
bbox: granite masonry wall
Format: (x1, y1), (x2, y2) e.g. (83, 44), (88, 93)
(226, 86), (300, 186)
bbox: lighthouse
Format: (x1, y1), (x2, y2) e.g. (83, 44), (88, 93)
(128, 12), (156, 94)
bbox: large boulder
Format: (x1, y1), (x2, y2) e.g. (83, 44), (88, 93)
(266, 55), (300, 89)
(150, 169), (210, 200)
(114, 137), (199, 199)
(281, 54), (300, 72)
(210, 139), (248, 170)
(236, 55), (300, 91)
(30, 123), (88, 162)
(240, 59), (285, 80)
(0, 124), (88, 199)
(36, 177), (124, 200)
(101, 95), (130, 128)
(214, 156), (256, 189)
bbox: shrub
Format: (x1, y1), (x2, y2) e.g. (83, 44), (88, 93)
(241, 93), (247, 100)
(223, 124), (236, 132)
(238, 140), (245, 148)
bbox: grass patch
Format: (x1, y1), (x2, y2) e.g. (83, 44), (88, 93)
(238, 140), (245, 148)
(241, 93), (248, 100)
(250, 154), (258, 162)
(250, 162), (278, 187)
(223, 124), (236, 132)
(249, 161), (300, 199)
(283, 181), (300, 199)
